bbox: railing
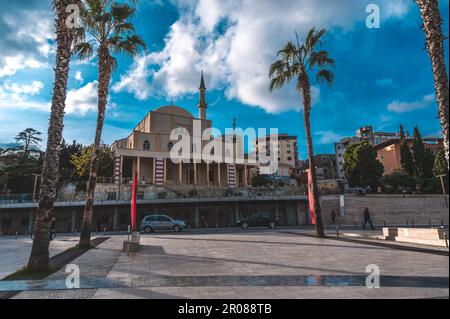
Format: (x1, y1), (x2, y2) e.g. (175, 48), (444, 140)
(0, 186), (309, 205)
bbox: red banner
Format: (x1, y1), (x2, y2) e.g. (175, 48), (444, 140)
(131, 171), (138, 231)
(307, 169), (316, 225)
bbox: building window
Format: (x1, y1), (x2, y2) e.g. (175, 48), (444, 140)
(287, 157), (292, 161)
(143, 140), (150, 150)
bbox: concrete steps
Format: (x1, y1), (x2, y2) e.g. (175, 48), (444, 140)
(383, 227), (449, 247)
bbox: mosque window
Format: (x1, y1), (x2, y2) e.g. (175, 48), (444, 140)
(143, 140), (150, 150)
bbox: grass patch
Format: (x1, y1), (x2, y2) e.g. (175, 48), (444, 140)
(3, 266), (58, 281)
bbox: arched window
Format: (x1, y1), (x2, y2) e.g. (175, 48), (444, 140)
(143, 140), (150, 150)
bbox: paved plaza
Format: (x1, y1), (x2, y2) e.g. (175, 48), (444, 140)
(0, 229), (448, 299)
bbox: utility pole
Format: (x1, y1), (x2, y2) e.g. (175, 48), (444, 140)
(32, 174), (41, 202)
(437, 174), (448, 208)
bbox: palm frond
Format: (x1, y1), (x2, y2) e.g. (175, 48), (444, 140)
(73, 42), (94, 60)
(316, 69), (334, 86)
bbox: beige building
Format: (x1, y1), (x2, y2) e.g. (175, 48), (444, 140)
(112, 73), (255, 188)
(254, 134), (298, 176)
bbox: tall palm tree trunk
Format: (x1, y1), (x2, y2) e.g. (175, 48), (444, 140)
(79, 45), (112, 247)
(27, 0), (78, 272)
(299, 74), (325, 238)
(416, 0), (449, 167)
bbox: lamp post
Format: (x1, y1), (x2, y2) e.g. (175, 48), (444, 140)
(436, 174), (448, 208)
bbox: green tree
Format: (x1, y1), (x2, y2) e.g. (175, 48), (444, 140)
(415, 0), (449, 167)
(27, 0), (82, 272)
(75, 0), (146, 247)
(268, 28), (334, 237)
(70, 145), (114, 184)
(344, 141), (384, 190)
(380, 169), (416, 194)
(399, 125), (414, 176)
(15, 128), (43, 156)
(434, 148), (449, 176)
(58, 140), (83, 186)
(412, 127), (426, 177)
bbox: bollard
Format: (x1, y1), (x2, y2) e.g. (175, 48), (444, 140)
(15, 231), (18, 239)
(429, 219), (432, 228)
(216, 224), (219, 232)
(412, 220), (415, 228)
(103, 227), (106, 236)
(128, 225), (131, 234)
(383, 220), (386, 227)
(441, 220), (444, 227)
(406, 220), (409, 227)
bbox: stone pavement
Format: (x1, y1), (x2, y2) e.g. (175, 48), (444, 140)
(0, 236), (78, 280)
(5, 230), (449, 299)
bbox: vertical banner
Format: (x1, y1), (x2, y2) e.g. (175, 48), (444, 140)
(155, 158), (165, 186)
(307, 169), (316, 225)
(131, 171), (137, 231)
(228, 164), (236, 188)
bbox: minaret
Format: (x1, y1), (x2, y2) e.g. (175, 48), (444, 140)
(198, 71), (207, 120)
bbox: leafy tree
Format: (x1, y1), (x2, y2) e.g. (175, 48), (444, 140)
(58, 140), (83, 186)
(268, 28), (334, 237)
(380, 169), (416, 194)
(251, 174), (272, 187)
(434, 149), (449, 176)
(399, 124), (414, 176)
(15, 128), (42, 156)
(75, 0), (146, 247)
(412, 126), (427, 177)
(70, 145), (114, 181)
(344, 141), (384, 190)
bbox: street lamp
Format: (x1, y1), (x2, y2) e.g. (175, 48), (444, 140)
(436, 174), (448, 208)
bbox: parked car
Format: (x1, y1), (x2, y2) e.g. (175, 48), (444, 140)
(236, 212), (277, 229)
(140, 214), (187, 233)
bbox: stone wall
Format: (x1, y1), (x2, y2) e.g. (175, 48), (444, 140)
(320, 194), (449, 227)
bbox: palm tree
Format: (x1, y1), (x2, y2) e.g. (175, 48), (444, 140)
(27, 0), (81, 272)
(415, 0), (449, 167)
(269, 28), (334, 237)
(75, 0), (146, 247)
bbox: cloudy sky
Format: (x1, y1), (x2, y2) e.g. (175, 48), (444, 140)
(0, 0), (448, 158)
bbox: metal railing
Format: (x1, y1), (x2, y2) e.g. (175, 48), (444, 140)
(0, 186), (309, 205)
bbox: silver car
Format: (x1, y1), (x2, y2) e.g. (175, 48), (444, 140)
(140, 214), (186, 233)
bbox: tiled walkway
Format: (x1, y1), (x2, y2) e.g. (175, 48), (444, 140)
(4, 231), (449, 299)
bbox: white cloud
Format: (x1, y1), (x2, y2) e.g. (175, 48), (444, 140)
(375, 78), (398, 88)
(315, 130), (344, 144)
(75, 71), (84, 83)
(0, 55), (47, 78)
(114, 0), (411, 113)
(65, 81), (98, 115)
(0, 81), (47, 111)
(0, 10), (54, 77)
(387, 94), (435, 113)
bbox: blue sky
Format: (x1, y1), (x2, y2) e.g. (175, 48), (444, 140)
(0, 0), (448, 159)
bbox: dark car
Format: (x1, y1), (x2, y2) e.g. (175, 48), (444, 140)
(236, 212), (277, 229)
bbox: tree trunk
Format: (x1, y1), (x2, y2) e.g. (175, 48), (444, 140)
(79, 45), (112, 247)
(416, 0), (449, 167)
(299, 74), (325, 238)
(27, 0), (79, 272)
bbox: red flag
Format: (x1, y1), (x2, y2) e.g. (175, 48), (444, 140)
(131, 171), (138, 231)
(307, 169), (316, 225)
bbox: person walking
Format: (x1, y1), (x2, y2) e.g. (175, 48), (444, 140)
(331, 210), (337, 224)
(362, 207), (375, 230)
